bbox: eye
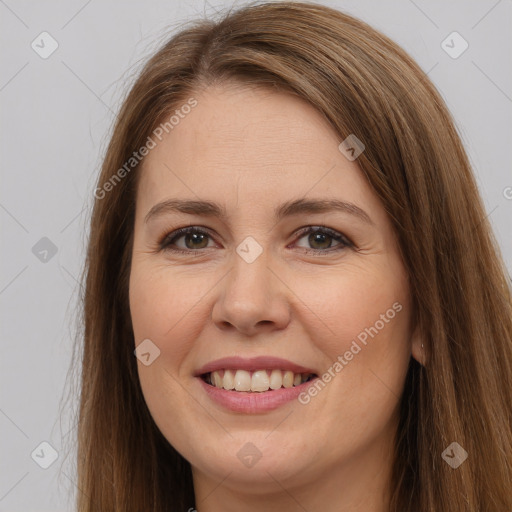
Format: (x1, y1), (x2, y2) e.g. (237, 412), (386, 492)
(159, 225), (353, 255)
(159, 226), (214, 253)
(293, 226), (352, 254)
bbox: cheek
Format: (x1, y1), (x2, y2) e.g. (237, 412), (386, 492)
(129, 266), (209, 451)
(289, 261), (411, 360)
(129, 265), (209, 355)
(284, 273), (411, 459)
(289, 261), (412, 432)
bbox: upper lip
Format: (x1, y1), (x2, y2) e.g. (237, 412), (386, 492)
(195, 356), (317, 376)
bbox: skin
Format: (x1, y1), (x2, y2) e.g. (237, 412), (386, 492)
(129, 82), (424, 512)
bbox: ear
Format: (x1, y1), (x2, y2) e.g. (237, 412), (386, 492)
(410, 322), (427, 366)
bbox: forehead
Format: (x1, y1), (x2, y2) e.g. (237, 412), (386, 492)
(136, 84), (376, 218)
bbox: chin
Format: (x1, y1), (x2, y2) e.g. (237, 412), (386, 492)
(188, 432), (320, 490)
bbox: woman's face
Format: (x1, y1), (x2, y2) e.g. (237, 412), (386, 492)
(129, 83), (421, 503)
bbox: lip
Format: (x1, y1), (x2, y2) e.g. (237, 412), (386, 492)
(198, 376), (318, 413)
(194, 356), (316, 376)
(195, 356), (318, 414)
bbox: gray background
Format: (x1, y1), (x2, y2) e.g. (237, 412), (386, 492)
(1, 0), (511, 510)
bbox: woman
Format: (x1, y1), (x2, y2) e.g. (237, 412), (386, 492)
(74, 1), (512, 510)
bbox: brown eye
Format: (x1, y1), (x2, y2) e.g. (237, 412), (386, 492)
(307, 232), (334, 250)
(294, 226), (352, 253)
(160, 225), (352, 255)
(181, 232), (210, 250)
(160, 227), (214, 252)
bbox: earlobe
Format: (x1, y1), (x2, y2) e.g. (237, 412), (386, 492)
(410, 325), (427, 366)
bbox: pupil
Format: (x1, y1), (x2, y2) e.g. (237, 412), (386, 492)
(309, 232), (331, 249)
(186, 233), (208, 249)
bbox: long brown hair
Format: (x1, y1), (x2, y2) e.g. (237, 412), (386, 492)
(69, 1), (512, 510)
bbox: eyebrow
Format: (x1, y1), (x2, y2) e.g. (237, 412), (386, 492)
(144, 197), (374, 226)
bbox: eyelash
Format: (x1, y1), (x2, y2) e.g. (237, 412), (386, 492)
(158, 225), (353, 256)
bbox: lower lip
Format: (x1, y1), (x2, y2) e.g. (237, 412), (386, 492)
(198, 377), (318, 413)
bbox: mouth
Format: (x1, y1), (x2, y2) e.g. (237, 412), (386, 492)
(201, 369), (318, 392)
(195, 356), (319, 413)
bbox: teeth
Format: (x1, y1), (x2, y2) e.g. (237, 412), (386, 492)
(223, 369), (235, 390)
(251, 370), (270, 392)
(269, 369), (282, 390)
(208, 369), (314, 392)
(282, 370), (294, 388)
(234, 370), (251, 391)
(212, 371), (223, 388)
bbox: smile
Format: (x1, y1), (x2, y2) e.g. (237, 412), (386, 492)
(202, 369), (316, 392)
(195, 356), (320, 413)
(202, 369), (315, 393)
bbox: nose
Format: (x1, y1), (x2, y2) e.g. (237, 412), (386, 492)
(211, 248), (291, 337)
